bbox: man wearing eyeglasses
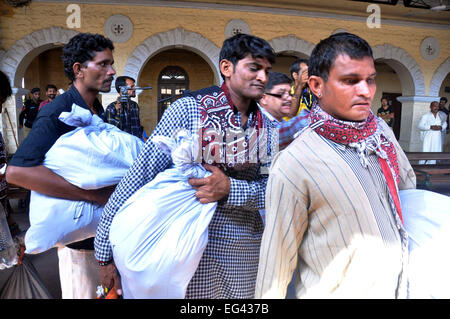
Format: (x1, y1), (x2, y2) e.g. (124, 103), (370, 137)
(258, 72), (293, 127)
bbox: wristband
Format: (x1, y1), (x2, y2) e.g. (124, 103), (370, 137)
(98, 259), (113, 266)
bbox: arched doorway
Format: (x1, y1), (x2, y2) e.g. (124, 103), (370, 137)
(157, 66), (189, 120)
(17, 46), (68, 143)
(137, 48), (215, 134)
(0, 27), (77, 153)
(373, 61), (402, 140)
(23, 47), (68, 95)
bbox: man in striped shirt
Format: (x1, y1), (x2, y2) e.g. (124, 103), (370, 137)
(256, 33), (416, 299)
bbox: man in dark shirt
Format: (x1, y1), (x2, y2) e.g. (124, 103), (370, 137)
(7, 32), (116, 299)
(19, 87), (41, 138)
(377, 97), (394, 128)
(103, 76), (142, 138)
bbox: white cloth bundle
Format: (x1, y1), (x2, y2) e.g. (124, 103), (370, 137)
(109, 129), (217, 299)
(401, 189), (450, 298)
(25, 104), (144, 254)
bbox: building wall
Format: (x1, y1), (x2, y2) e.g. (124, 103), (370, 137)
(1, 2), (449, 87)
(0, 1), (449, 152)
(138, 49), (215, 132)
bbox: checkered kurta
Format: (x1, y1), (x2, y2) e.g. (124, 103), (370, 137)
(94, 92), (277, 298)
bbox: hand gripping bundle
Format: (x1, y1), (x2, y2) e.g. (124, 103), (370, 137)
(109, 129), (217, 299)
(25, 104), (144, 254)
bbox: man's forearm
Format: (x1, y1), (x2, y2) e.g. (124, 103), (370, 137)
(6, 165), (94, 202)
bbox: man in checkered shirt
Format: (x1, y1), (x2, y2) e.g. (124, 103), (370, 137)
(94, 34), (279, 298)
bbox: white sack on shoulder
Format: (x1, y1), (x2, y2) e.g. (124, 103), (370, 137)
(25, 104), (144, 254)
(401, 189), (450, 298)
(109, 129), (217, 299)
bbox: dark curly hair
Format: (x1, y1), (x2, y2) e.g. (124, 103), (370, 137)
(62, 33), (114, 82)
(219, 33), (276, 80)
(0, 70), (12, 101)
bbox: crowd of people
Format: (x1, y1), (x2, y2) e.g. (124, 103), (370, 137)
(0, 29), (448, 299)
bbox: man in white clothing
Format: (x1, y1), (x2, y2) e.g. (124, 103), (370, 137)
(418, 101), (448, 164)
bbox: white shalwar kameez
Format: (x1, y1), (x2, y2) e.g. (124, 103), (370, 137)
(418, 111), (447, 164)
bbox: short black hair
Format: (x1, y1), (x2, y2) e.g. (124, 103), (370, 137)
(289, 58), (309, 80)
(45, 84), (57, 91)
(381, 97), (389, 102)
(62, 33), (114, 82)
(115, 75), (135, 94)
(441, 97), (448, 103)
(0, 71), (12, 100)
(309, 32), (373, 82)
(31, 87), (40, 94)
(266, 72), (292, 92)
(219, 33), (276, 80)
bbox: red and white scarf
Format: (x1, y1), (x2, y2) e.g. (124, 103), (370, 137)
(310, 102), (403, 223)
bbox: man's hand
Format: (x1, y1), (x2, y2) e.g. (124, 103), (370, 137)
(99, 262), (122, 296)
(188, 164), (230, 204)
(89, 184), (117, 206)
(299, 68), (308, 89)
(431, 125), (442, 131)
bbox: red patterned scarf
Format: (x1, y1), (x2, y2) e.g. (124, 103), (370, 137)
(196, 83), (264, 170)
(310, 103), (403, 223)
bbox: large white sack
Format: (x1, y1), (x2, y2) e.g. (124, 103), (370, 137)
(109, 130), (217, 299)
(25, 104), (144, 254)
(401, 189), (450, 298)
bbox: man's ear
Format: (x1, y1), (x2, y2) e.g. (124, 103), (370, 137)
(308, 75), (323, 98)
(72, 62), (84, 80)
(219, 59), (234, 80)
(259, 94), (268, 108)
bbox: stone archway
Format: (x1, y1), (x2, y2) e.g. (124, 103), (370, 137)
(123, 28), (221, 85)
(0, 27), (78, 153)
(372, 44), (427, 151)
(269, 35), (315, 58)
(0, 27), (78, 88)
(372, 44), (425, 96)
(429, 58), (450, 97)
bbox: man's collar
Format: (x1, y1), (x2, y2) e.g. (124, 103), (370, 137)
(258, 105), (281, 124)
(69, 84), (104, 115)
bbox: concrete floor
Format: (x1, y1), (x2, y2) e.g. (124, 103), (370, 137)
(1, 182), (449, 299)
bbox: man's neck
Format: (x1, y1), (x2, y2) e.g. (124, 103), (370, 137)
(74, 81), (98, 110)
(224, 82), (251, 115)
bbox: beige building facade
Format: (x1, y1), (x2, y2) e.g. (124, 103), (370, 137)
(0, 0), (449, 154)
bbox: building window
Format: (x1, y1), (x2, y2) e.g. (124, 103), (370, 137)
(157, 66), (189, 120)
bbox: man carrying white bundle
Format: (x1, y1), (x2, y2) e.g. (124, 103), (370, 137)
(95, 33), (278, 298)
(7, 32), (117, 299)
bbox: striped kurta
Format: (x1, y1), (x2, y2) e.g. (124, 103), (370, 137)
(255, 121), (416, 299)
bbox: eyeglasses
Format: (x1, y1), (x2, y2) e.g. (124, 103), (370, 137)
(264, 91), (293, 99)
